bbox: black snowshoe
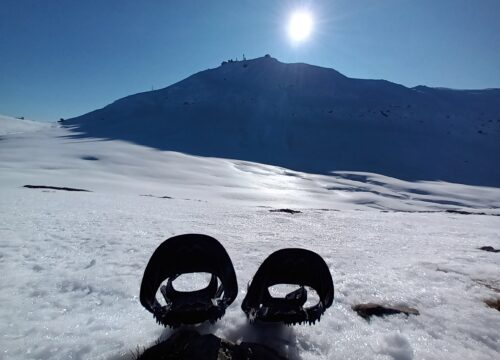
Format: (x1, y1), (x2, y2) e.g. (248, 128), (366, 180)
(140, 234), (238, 328)
(241, 248), (334, 325)
(138, 329), (287, 360)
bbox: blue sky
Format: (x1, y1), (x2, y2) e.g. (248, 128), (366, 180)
(1, 0), (499, 122)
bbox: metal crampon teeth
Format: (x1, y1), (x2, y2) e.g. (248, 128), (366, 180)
(285, 318), (320, 326)
(153, 313), (168, 327)
(209, 314), (223, 325)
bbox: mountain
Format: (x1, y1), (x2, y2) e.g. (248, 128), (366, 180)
(65, 55), (500, 186)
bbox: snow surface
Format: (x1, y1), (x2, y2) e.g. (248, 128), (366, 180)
(1, 117), (499, 359)
(0, 115), (48, 136)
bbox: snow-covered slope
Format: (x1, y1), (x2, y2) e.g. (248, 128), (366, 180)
(1, 117), (499, 213)
(1, 117), (500, 359)
(0, 114), (49, 136)
(65, 56), (500, 186)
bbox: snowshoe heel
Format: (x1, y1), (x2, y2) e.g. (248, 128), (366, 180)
(241, 248), (334, 325)
(140, 234), (238, 327)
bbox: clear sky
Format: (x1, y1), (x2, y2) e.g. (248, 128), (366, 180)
(1, 0), (499, 122)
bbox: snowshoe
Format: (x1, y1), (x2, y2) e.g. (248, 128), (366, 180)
(241, 248), (334, 325)
(138, 329), (287, 360)
(140, 234), (238, 327)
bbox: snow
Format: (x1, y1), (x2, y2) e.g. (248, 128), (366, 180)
(1, 117), (499, 359)
(0, 114), (49, 136)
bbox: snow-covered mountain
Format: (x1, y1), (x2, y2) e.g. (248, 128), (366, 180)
(66, 55), (500, 186)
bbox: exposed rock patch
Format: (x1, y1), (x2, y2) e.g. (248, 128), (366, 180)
(484, 299), (500, 312)
(479, 246), (500, 253)
(352, 303), (420, 319)
(23, 185), (91, 192)
(269, 209), (302, 214)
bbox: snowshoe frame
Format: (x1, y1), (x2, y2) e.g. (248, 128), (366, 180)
(140, 234), (238, 327)
(241, 248), (334, 325)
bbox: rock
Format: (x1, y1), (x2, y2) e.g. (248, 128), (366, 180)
(485, 299), (500, 312)
(269, 209), (302, 214)
(479, 246), (500, 253)
(352, 303), (420, 319)
(23, 185), (91, 192)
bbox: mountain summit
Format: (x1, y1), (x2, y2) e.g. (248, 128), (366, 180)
(66, 56), (500, 186)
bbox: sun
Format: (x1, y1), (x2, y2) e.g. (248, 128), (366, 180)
(287, 10), (313, 43)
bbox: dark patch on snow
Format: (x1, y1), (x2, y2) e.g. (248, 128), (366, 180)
(382, 209), (500, 217)
(32, 264), (43, 272)
(352, 303), (419, 319)
(484, 299), (500, 312)
(406, 188), (431, 196)
(140, 194), (173, 199)
(446, 209), (481, 215)
(85, 259), (96, 269)
(269, 209), (302, 214)
(23, 185), (91, 192)
(479, 246), (500, 253)
(81, 155), (99, 161)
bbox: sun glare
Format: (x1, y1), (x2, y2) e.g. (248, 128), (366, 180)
(288, 10), (313, 43)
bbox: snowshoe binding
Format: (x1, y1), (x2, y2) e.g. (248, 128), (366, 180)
(140, 234), (238, 327)
(241, 248), (334, 325)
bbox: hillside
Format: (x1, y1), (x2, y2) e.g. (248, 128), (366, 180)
(1, 115), (500, 359)
(65, 56), (500, 186)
